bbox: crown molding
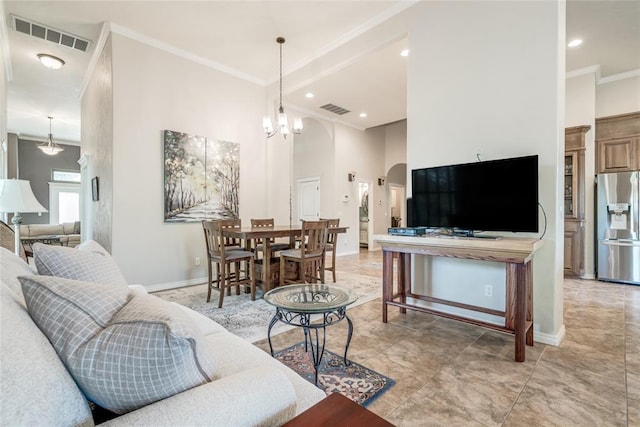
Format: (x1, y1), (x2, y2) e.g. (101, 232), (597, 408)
(78, 22), (112, 100)
(274, 1), (418, 84)
(109, 22), (265, 86)
(17, 133), (80, 146)
(565, 65), (601, 81)
(598, 68), (640, 85)
(0, 2), (13, 82)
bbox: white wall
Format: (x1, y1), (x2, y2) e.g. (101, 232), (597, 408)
(108, 33), (267, 286)
(407, 1), (565, 343)
(566, 72), (596, 279)
(333, 124), (386, 254)
(596, 76), (640, 117)
(384, 120), (407, 173)
(292, 117), (335, 223)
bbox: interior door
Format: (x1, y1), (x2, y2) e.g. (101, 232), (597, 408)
(297, 178), (320, 222)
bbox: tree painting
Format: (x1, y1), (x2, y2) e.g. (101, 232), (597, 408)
(164, 130), (239, 222)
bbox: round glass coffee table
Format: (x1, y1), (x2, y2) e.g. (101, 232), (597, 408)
(264, 283), (358, 385)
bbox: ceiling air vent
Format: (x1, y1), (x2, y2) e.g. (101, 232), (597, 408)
(320, 104), (351, 116)
(11, 15), (91, 52)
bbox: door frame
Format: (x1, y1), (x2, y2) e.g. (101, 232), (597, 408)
(296, 176), (321, 223)
(48, 181), (81, 225)
(357, 179), (374, 250)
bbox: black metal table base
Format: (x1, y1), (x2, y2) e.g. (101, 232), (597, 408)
(268, 307), (353, 385)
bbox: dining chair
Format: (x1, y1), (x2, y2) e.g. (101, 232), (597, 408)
(250, 218), (290, 260)
(279, 220), (328, 286)
(202, 220), (255, 307)
(320, 218), (340, 283)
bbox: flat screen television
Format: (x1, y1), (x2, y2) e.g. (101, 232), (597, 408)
(407, 155), (539, 234)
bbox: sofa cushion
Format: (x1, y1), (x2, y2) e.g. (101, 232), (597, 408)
(20, 275), (218, 415)
(33, 240), (128, 287)
(0, 282), (94, 426)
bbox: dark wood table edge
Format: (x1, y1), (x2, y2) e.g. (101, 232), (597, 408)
(283, 393), (394, 427)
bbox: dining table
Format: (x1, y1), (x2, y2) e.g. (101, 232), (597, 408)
(224, 224), (348, 291)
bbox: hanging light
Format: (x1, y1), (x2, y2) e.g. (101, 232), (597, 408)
(263, 37), (303, 139)
(37, 54), (65, 70)
(38, 116), (64, 155)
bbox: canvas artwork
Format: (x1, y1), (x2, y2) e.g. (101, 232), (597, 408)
(164, 129), (239, 223)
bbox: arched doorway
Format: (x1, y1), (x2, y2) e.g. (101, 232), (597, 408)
(386, 163), (407, 228)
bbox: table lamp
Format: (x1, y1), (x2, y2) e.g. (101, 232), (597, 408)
(0, 179), (48, 256)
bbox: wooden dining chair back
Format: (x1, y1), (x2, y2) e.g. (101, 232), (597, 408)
(202, 220), (255, 308)
(320, 218), (340, 282)
(279, 220), (328, 286)
(250, 218), (290, 259)
(220, 218), (242, 250)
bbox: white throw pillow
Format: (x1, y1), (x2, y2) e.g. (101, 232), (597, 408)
(0, 247), (36, 305)
(19, 275), (218, 414)
(33, 241), (128, 287)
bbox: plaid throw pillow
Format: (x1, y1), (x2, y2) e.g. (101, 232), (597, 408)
(19, 275), (218, 414)
(33, 241), (128, 287)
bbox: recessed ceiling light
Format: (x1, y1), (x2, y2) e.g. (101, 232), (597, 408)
(400, 49), (409, 57)
(567, 39), (583, 48)
(37, 53), (65, 69)
(305, 92), (314, 99)
(359, 113), (367, 118)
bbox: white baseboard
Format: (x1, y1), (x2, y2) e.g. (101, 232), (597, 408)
(145, 277), (207, 293)
(534, 324), (565, 346)
(581, 273), (596, 280)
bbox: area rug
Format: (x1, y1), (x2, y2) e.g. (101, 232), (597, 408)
(275, 341), (395, 407)
(153, 271), (381, 343)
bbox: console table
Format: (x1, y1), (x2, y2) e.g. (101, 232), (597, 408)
(373, 234), (543, 362)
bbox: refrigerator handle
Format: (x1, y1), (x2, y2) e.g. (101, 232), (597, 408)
(633, 172), (639, 240)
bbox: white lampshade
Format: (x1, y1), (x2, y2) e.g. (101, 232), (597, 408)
(0, 179), (47, 214)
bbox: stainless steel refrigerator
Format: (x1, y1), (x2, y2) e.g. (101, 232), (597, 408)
(597, 171), (640, 285)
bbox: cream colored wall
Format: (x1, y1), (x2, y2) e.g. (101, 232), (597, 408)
(332, 124), (386, 254)
(383, 120), (407, 173)
(566, 73), (596, 279)
(407, 1), (565, 343)
(81, 36), (114, 251)
(596, 76), (640, 117)
(108, 33), (267, 286)
(292, 117), (336, 223)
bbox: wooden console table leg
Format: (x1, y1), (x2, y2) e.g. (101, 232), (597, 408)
(382, 250), (394, 323)
(512, 263), (527, 362)
(398, 253), (410, 313)
(526, 261), (534, 346)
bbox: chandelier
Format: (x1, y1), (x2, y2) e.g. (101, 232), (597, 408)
(38, 116), (64, 155)
(263, 37), (303, 139)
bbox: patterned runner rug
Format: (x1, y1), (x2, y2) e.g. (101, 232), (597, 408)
(275, 341), (395, 407)
(153, 271), (381, 343)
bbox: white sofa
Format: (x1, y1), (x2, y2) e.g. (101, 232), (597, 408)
(0, 247), (325, 426)
(19, 222), (81, 249)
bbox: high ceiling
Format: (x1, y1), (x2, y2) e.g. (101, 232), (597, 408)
(2, 1), (639, 143)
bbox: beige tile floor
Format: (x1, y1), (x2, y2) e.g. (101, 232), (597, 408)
(254, 249), (639, 426)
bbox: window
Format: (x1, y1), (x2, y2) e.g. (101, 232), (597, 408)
(49, 182), (80, 224)
(52, 169), (81, 183)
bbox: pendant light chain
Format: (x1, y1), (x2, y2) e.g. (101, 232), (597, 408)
(263, 36), (302, 138)
(279, 39), (283, 110)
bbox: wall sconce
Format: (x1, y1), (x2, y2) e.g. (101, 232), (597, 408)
(378, 176), (386, 186)
(348, 172), (356, 182)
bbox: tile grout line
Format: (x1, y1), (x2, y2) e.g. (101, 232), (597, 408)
(500, 344), (548, 426)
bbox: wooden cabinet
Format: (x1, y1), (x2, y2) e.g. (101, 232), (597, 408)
(596, 112), (640, 174)
(564, 219), (584, 277)
(564, 125), (590, 277)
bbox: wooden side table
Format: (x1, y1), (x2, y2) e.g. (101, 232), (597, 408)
(283, 393), (393, 427)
